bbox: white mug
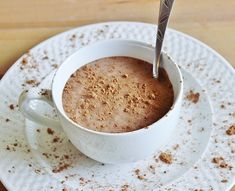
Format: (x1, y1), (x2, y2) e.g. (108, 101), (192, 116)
(19, 40), (183, 164)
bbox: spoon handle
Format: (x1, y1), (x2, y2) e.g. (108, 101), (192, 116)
(153, 0), (175, 78)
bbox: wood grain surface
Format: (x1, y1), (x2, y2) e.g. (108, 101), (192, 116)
(0, 0), (234, 190)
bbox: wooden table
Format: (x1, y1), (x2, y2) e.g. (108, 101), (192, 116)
(0, 0), (234, 190)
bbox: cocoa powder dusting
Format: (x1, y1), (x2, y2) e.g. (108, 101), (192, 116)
(62, 57), (174, 133)
(159, 152), (173, 164)
(25, 79), (38, 85)
(212, 157), (224, 164)
(9, 104), (14, 110)
(47, 128), (54, 135)
(21, 58), (28, 65)
(121, 184), (129, 191)
(220, 104), (225, 109)
(52, 163), (70, 173)
(186, 90), (200, 104)
(134, 169), (145, 180)
(52, 137), (60, 143)
(226, 124), (235, 135)
(221, 179), (228, 183)
(212, 157), (233, 170)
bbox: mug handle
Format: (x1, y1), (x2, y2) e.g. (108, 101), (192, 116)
(18, 87), (62, 129)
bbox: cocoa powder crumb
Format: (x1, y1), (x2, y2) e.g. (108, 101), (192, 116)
(53, 137), (60, 143)
(212, 157), (233, 169)
(122, 74), (128, 78)
(159, 152), (173, 164)
(41, 90), (49, 96)
(221, 179), (228, 183)
(134, 169), (145, 180)
(186, 90), (200, 104)
(54, 155), (59, 159)
(42, 153), (50, 159)
(52, 163), (70, 173)
(47, 128), (54, 135)
(148, 165), (156, 174)
(69, 34), (77, 41)
(220, 104), (225, 109)
(144, 100), (150, 105)
(220, 162), (229, 168)
(124, 93), (130, 98)
(25, 79), (38, 85)
(22, 58), (28, 65)
(9, 104), (14, 110)
(64, 155), (69, 159)
(52, 64), (58, 68)
(102, 101), (108, 105)
(226, 124), (235, 135)
(121, 184), (129, 191)
(212, 157), (224, 164)
(123, 108), (129, 113)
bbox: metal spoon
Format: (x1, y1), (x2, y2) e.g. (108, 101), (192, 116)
(153, 0), (175, 79)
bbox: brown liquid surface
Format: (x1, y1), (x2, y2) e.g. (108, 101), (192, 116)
(62, 57), (174, 133)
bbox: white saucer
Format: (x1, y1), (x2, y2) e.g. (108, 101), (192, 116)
(25, 68), (212, 190)
(0, 22), (234, 191)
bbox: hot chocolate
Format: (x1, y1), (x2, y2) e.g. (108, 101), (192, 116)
(62, 57), (174, 133)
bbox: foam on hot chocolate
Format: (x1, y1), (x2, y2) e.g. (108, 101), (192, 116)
(62, 57), (173, 133)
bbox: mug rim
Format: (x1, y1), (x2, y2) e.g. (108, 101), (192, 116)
(52, 39), (183, 136)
